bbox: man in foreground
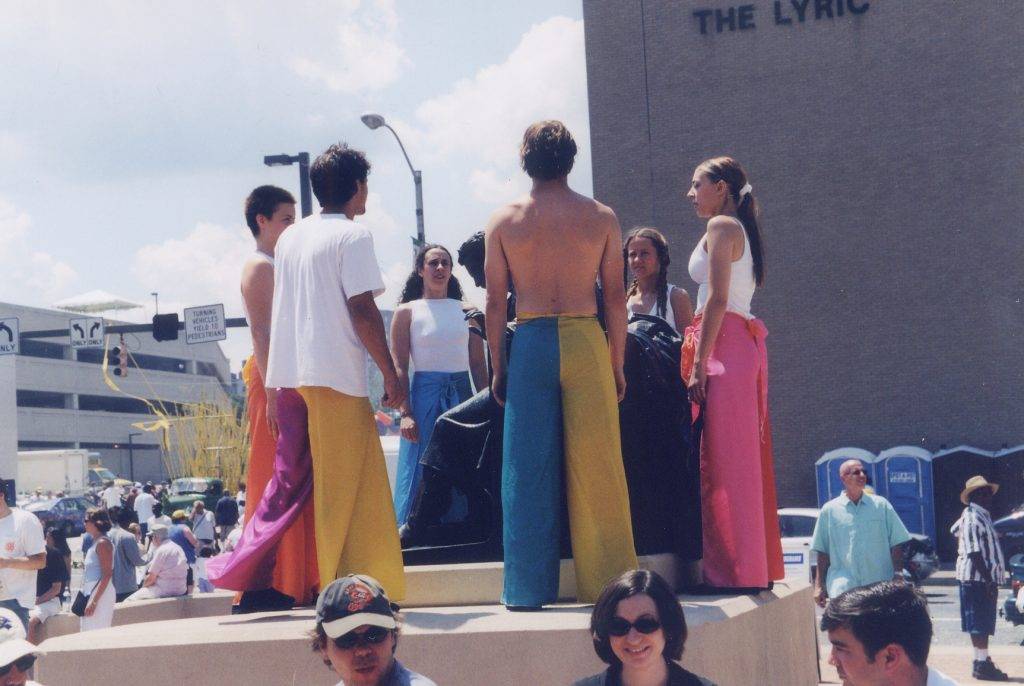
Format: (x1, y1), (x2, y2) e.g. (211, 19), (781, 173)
(812, 459), (911, 607)
(0, 482), (45, 630)
(484, 120), (637, 608)
(266, 143), (406, 596)
(822, 581), (957, 685)
(310, 574), (435, 686)
(953, 476), (1008, 681)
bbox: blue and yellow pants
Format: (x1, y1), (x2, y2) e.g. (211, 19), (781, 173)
(502, 315), (638, 606)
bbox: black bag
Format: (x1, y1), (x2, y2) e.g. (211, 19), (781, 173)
(70, 591), (89, 617)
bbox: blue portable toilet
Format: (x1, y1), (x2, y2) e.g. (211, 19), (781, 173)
(932, 446), (996, 562)
(815, 448), (877, 507)
(876, 446), (935, 541)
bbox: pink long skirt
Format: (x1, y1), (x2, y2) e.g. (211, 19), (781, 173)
(683, 312), (784, 588)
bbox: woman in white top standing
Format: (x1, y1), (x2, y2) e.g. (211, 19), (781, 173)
(624, 227), (693, 334)
(682, 157), (784, 590)
(390, 244), (487, 526)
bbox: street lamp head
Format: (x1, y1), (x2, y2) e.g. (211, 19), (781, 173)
(361, 113), (386, 130)
(263, 154), (295, 167)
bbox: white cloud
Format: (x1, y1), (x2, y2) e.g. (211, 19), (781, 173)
(0, 197), (78, 305)
(413, 16), (591, 200)
(291, 0), (408, 94)
(131, 222), (252, 319)
(362, 192), (402, 241)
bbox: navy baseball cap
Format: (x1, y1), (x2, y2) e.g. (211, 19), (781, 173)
(316, 574), (398, 639)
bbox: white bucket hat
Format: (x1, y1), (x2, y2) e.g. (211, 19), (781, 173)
(0, 608), (42, 669)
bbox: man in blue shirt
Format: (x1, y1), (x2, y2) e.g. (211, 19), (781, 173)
(811, 459), (911, 608)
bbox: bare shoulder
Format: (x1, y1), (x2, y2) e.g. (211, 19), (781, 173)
(707, 214), (743, 236)
(485, 197), (529, 234)
(241, 254), (273, 281)
(393, 303), (413, 319)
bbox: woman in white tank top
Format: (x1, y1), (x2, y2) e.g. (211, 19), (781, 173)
(624, 227), (694, 334)
(389, 245), (488, 526)
(681, 157), (784, 590)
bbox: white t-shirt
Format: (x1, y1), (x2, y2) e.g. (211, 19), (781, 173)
(147, 514), (172, 532)
(134, 492), (156, 522)
(266, 214), (385, 397)
(191, 510), (215, 541)
(101, 486), (122, 509)
(0, 508), (46, 608)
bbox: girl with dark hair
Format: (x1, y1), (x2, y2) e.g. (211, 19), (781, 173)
(682, 157), (784, 590)
(575, 570), (714, 686)
(624, 228), (693, 334)
(390, 244), (487, 525)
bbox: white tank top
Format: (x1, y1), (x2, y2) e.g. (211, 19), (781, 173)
(408, 298), (470, 373)
(629, 284), (680, 333)
(242, 250), (274, 326)
(688, 224), (756, 319)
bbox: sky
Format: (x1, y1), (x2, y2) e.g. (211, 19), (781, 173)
(0, 0), (589, 371)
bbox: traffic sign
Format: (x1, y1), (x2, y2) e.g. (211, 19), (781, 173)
(184, 304), (226, 345)
(0, 318), (18, 355)
(69, 316), (104, 349)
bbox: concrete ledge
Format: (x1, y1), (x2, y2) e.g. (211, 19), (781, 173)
(39, 591), (236, 641)
(36, 580), (817, 686)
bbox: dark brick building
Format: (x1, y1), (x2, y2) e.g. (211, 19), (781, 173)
(582, 1), (1024, 505)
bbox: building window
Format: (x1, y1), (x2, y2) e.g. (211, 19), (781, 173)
(76, 349), (189, 374)
(19, 340), (67, 360)
(17, 441), (75, 449)
(16, 390), (68, 409)
(78, 394), (150, 414)
(195, 361), (224, 383)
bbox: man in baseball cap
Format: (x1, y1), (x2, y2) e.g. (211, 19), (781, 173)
(311, 574), (435, 686)
(0, 607), (44, 685)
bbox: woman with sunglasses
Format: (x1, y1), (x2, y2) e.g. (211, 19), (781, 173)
(575, 570), (714, 686)
(0, 607), (44, 685)
(79, 508), (115, 632)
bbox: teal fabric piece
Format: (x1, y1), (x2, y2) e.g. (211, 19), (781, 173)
(810, 492), (912, 597)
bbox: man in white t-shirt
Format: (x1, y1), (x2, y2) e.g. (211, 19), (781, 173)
(133, 484), (157, 538)
(266, 143), (407, 599)
(0, 483), (46, 631)
(100, 481), (122, 510)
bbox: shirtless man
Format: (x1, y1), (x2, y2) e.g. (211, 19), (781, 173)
(484, 120), (637, 609)
(207, 186), (319, 610)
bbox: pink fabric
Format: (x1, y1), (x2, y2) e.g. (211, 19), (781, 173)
(207, 389), (315, 591)
(685, 313), (784, 588)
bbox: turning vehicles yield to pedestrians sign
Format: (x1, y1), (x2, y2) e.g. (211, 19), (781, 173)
(184, 304), (227, 345)
(69, 317), (104, 349)
(0, 318), (18, 355)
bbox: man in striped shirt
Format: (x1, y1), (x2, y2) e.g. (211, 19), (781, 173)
(953, 475), (1008, 681)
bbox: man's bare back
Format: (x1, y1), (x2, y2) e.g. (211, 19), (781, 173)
(484, 179), (628, 403)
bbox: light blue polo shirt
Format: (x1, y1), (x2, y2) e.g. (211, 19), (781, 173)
(810, 492), (911, 597)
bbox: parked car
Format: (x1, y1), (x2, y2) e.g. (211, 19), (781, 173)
(994, 505), (1024, 561)
(778, 507), (939, 584)
(1001, 553), (1023, 630)
(23, 496), (94, 536)
(163, 477), (224, 514)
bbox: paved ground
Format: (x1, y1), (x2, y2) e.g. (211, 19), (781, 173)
(818, 569), (1024, 684)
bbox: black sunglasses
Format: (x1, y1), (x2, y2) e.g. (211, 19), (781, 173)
(605, 616), (661, 637)
(333, 626), (391, 650)
(0, 654), (36, 675)
(846, 469), (867, 476)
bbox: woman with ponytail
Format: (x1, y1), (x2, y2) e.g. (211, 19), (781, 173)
(682, 157), (784, 590)
(389, 244), (487, 526)
(624, 227), (693, 333)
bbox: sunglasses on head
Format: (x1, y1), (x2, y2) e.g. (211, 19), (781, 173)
(605, 616), (661, 637)
(0, 655), (36, 676)
(334, 626), (391, 650)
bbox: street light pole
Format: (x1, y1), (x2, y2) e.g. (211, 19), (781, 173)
(151, 292), (159, 315)
(264, 153), (313, 218)
(360, 113), (425, 250)
(127, 432), (141, 482)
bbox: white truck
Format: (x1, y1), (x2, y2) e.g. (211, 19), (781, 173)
(17, 449), (90, 496)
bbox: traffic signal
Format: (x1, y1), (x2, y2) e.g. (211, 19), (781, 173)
(152, 313), (180, 342)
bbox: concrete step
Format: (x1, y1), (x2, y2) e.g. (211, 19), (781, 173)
(36, 580), (818, 686)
